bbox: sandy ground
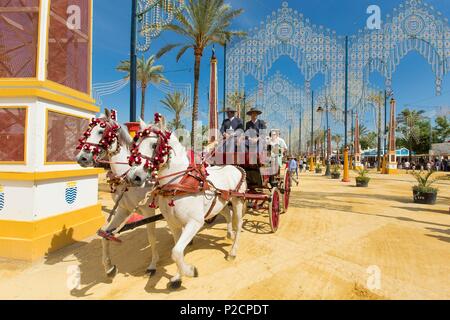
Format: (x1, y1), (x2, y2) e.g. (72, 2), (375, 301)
(0, 170), (449, 300)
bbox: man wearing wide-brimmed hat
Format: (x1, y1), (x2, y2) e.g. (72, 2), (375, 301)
(245, 107), (266, 135)
(220, 106), (244, 137)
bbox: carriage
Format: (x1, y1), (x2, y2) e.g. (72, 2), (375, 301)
(204, 138), (292, 233)
(117, 135), (292, 235)
(77, 110), (292, 283)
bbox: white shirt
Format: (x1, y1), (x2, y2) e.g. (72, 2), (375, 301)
(226, 117), (235, 130)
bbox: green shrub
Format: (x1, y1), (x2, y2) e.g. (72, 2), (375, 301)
(411, 171), (441, 194)
(332, 164), (340, 174)
(355, 167), (369, 178)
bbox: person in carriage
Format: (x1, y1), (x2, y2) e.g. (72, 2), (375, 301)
(220, 106), (244, 137)
(268, 129), (288, 169)
(245, 107), (266, 135)
(255, 128), (287, 187)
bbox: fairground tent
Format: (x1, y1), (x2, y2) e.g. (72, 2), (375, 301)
(362, 148), (413, 158)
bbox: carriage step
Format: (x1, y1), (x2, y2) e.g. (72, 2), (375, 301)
(97, 230), (122, 243)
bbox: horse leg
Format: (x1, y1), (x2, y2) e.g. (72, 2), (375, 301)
(222, 205), (235, 240)
(228, 198), (244, 260)
(169, 220), (203, 289)
(100, 206), (129, 277)
(141, 208), (159, 276)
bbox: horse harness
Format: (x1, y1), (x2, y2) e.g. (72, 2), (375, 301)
(149, 162), (246, 220)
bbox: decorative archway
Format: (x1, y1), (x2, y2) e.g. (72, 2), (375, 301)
(226, 1), (344, 100)
(350, 0), (450, 98)
(226, 0), (450, 119)
(247, 71), (305, 128)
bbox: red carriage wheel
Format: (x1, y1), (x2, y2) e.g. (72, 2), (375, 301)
(268, 188), (281, 233)
(283, 170), (291, 212)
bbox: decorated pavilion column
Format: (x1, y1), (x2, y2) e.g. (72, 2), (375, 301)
(386, 98), (398, 174)
(354, 112), (363, 169)
(208, 48), (219, 143)
(0, 0), (103, 261)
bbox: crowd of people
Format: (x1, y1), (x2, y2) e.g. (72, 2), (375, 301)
(284, 155), (450, 176)
(399, 157), (449, 172)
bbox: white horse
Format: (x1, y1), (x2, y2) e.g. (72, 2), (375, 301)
(76, 109), (159, 277)
(127, 117), (246, 289)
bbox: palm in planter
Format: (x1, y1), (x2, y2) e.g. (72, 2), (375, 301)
(355, 168), (370, 187)
(331, 165), (341, 179)
(411, 171), (443, 204)
(315, 163), (322, 174)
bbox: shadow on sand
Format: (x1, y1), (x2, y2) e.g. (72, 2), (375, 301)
(425, 227), (450, 244)
(43, 218), (236, 297)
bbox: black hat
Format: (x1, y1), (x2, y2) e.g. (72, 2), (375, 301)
(222, 107), (237, 113)
(246, 107), (262, 116)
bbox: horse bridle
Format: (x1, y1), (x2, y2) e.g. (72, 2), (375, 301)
(128, 113), (173, 179)
(77, 115), (122, 163)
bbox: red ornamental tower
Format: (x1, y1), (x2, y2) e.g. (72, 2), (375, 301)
(387, 98), (398, 174)
(208, 47), (219, 142)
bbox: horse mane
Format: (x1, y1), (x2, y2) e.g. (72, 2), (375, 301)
(118, 124), (133, 148)
(169, 131), (187, 160)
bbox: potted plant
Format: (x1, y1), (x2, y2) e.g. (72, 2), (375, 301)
(355, 168), (370, 187)
(315, 163), (322, 174)
(331, 165), (341, 179)
(411, 171), (441, 205)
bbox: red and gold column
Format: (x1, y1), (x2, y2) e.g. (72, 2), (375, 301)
(386, 98), (398, 174)
(208, 48), (219, 143)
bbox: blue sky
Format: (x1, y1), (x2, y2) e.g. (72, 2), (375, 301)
(92, 0), (450, 132)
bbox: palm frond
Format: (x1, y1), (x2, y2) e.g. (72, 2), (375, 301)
(156, 43), (182, 59)
(176, 45), (192, 62)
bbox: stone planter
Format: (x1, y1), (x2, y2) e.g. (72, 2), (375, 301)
(413, 190), (437, 205)
(356, 177), (370, 187)
(331, 172), (341, 179)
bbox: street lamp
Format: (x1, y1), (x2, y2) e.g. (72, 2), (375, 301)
(309, 90), (315, 172)
(317, 97), (333, 176)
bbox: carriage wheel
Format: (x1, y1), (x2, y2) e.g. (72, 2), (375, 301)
(283, 170), (291, 212)
(268, 188), (281, 233)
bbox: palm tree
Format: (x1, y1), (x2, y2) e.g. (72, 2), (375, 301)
(228, 91), (244, 117)
(314, 129), (325, 159)
(397, 108), (425, 162)
(368, 92), (384, 170)
(156, 0), (245, 146)
(117, 55), (169, 121)
(332, 134), (342, 161)
(160, 92), (188, 130)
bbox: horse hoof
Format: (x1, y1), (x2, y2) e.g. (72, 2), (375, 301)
(146, 268), (156, 277)
(226, 255), (236, 261)
(193, 267), (199, 278)
(106, 265), (117, 278)
(169, 280), (182, 289)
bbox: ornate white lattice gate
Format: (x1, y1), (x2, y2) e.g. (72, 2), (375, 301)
(226, 0), (450, 147)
